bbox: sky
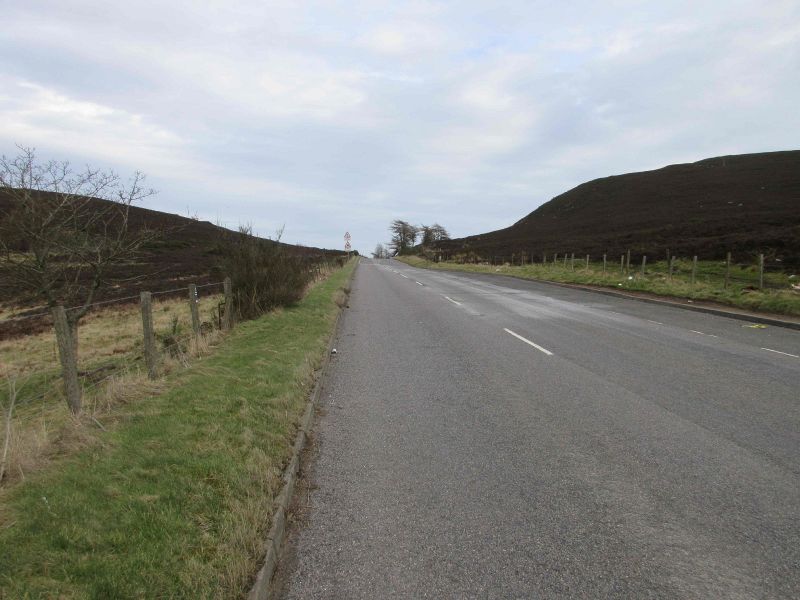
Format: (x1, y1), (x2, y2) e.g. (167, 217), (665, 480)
(1, 1), (798, 254)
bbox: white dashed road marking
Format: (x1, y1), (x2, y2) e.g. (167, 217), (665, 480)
(761, 347), (799, 358)
(690, 330), (718, 338)
(503, 328), (554, 356)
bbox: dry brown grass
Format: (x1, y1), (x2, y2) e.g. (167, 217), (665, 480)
(0, 292), (223, 380)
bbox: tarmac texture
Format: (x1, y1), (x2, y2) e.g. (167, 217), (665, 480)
(276, 259), (800, 599)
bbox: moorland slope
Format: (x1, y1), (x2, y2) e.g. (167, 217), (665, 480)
(440, 151), (800, 261)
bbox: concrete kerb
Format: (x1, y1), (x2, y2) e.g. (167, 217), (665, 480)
(247, 260), (357, 600)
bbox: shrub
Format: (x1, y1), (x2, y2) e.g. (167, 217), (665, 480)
(220, 226), (313, 320)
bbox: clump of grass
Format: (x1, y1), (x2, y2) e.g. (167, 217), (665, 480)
(0, 259), (355, 598)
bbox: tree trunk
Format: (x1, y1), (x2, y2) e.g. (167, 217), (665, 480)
(52, 306), (82, 414)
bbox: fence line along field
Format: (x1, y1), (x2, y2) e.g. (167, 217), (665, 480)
(0, 279), (226, 484)
(1, 250), (348, 491)
(0, 253), (350, 485)
(403, 248), (800, 316)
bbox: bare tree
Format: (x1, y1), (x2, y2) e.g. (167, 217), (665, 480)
(389, 220), (418, 256)
(372, 243), (390, 259)
(0, 146), (158, 413)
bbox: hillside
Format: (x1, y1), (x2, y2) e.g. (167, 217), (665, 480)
(440, 151), (800, 262)
(0, 188), (344, 335)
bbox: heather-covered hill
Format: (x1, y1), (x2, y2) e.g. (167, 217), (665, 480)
(0, 188), (344, 336)
(441, 151), (800, 262)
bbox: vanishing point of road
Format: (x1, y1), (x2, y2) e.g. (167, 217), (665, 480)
(275, 258), (800, 599)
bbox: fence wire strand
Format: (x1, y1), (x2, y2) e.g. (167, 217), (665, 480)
(0, 281), (226, 325)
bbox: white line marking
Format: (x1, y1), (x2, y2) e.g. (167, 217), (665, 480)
(503, 328), (553, 356)
(400, 274), (409, 278)
(761, 347), (799, 358)
(443, 296), (462, 306)
(647, 320), (663, 325)
(416, 281), (424, 286)
(690, 330), (718, 338)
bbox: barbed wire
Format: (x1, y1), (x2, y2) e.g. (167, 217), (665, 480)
(0, 281), (225, 325)
(9, 327), (219, 408)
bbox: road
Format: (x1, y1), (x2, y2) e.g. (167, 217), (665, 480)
(275, 258), (800, 599)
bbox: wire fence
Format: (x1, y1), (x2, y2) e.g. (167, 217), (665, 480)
(0, 254), (351, 487)
(429, 249), (800, 292)
(0, 255), (348, 413)
(1, 279), (229, 414)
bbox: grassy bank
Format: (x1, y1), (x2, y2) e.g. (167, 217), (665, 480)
(0, 259), (355, 598)
(397, 256), (800, 317)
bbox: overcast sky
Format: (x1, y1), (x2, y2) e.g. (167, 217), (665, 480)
(1, 1), (798, 253)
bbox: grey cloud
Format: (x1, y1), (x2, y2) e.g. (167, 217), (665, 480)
(1, 1), (798, 254)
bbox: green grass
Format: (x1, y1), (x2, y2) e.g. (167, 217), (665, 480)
(397, 256), (800, 317)
(0, 259), (355, 599)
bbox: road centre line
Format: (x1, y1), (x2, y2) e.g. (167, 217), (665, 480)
(647, 320), (664, 325)
(690, 330), (718, 338)
(443, 296), (462, 306)
(503, 328), (554, 356)
(761, 347), (800, 358)
(416, 281), (424, 286)
(400, 274), (409, 278)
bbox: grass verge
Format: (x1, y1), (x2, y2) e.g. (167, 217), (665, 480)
(0, 259), (355, 599)
(397, 256), (800, 317)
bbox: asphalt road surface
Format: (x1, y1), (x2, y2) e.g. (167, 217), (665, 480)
(275, 258), (800, 599)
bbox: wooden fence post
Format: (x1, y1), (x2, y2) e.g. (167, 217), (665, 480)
(725, 252), (731, 289)
(668, 256), (675, 280)
(585, 254), (589, 270)
(188, 284), (201, 338)
(222, 277), (233, 331)
(759, 254), (764, 290)
(52, 306), (81, 414)
(691, 256), (697, 286)
(554, 253), (558, 264)
(140, 292), (158, 380)
(570, 253), (575, 270)
(620, 254), (624, 275)
(626, 250), (631, 274)
(563, 254), (568, 267)
(641, 255), (647, 276)
(603, 254), (607, 274)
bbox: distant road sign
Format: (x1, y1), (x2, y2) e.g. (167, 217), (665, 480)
(345, 241), (352, 251)
(344, 231), (352, 241)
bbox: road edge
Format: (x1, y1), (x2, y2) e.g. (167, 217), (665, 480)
(399, 259), (800, 331)
(247, 260), (358, 600)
